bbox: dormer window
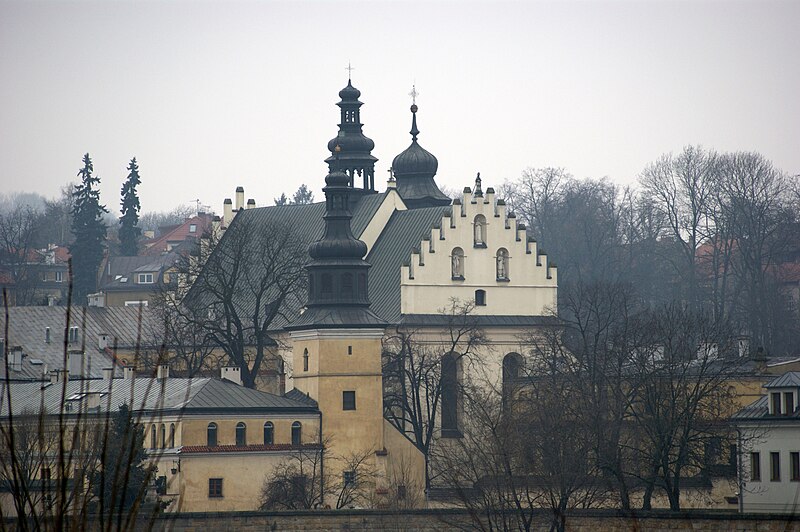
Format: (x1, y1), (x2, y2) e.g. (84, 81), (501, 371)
(784, 391), (795, 415)
(138, 273), (154, 284)
(771, 392), (782, 415)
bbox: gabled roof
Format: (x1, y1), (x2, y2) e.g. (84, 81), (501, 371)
(141, 214), (212, 256)
(99, 253), (178, 291)
(764, 371), (800, 389)
(0, 306), (162, 380)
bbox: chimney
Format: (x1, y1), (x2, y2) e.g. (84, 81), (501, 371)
(211, 215), (221, 235)
(221, 366), (242, 386)
(235, 186), (245, 211)
(103, 367), (114, 381)
(50, 370), (59, 385)
(157, 364), (169, 380)
(98, 333), (110, 350)
(68, 350), (84, 378)
(247, 198), (255, 209)
(124, 366), (135, 380)
(223, 198), (233, 227)
(45, 327), (51, 344)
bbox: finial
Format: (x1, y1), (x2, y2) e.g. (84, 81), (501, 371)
(474, 173), (483, 197)
(387, 167), (395, 182)
(346, 62), (355, 81)
(409, 84), (418, 106)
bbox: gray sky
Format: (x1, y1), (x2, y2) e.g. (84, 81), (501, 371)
(1, 0), (798, 215)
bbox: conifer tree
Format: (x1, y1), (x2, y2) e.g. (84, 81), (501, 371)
(291, 184), (314, 205)
(70, 153), (107, 302)
(119, 157), (142, 256)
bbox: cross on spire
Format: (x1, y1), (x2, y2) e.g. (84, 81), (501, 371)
(346, 62), (355, 80)
(409, 84), (418, 105)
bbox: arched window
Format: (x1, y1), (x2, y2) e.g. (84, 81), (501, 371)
(264, 422), (274, 445)
(169, 423), (176, 448)
(451, 247), (465, 280)
(441, 353), (459, 437)
(502, 353), (523, 409)
(291, 421), (302, 446)
(321, 273), (333, 295)
(207, 422), (217, 447)
(160, 424), (166, 449)
(475, 289), (486, 306)
(496, 248), (509, 280)
(150, 425), (157, 450)
(473, 215), (487, 247)
(358, 273), (367, 297)
(235, 422), (247, 446)
(341, 273), (353, 295)
(303, 348), (309, 372)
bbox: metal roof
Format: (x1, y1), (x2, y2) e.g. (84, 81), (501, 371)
(764, 371), (800, 388)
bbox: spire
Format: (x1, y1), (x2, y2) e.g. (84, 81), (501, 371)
(391, 86), (451, 209)
(286, 158), (385, 330)
(325, 74), (378, 195)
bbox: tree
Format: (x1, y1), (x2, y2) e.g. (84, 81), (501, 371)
(273, 193), (289, 206)
(180, 216), (309, 388)
(118, 158), (142, 256)
(70, 154), (107, 303)
(40, 183), (75, 247)
(291, 184), (314, 205)
(382, 299), (485, 490)
(259, 444), (326, 510)
(0, 205), (42, 305)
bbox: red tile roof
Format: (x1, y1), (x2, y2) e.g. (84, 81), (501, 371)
(142, 214), (212, 256)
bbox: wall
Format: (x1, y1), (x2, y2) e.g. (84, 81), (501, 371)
(739, 423), (800, 513)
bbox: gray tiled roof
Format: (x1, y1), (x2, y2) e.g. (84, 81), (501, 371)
(0, 377), (318, 418)
(99, 253), (177, 291)
(0, 306), (162, 381)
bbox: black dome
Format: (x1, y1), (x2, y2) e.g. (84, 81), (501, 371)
(339, 80), (361, 101)
(392, 140), (438, 179)
(325, 169), (350, 187)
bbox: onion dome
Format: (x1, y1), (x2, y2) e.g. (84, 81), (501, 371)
(391, 104), (451, 209)
(338, 79), (361, 100)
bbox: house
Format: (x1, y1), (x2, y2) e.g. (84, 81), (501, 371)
(0, 244), (70, 306)
(733, 371), (800, 514)
(141, 213), (214, 256)
(93, 253), (180, 307)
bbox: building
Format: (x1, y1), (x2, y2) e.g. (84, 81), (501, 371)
(733, 371), (800, 514)
(93, 252), (180, 307)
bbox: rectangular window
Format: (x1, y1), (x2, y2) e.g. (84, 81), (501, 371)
(770, 452), (780, 481)
(791, 452), (800, 482)
(771, 393), (782, 415)
(41, 467), (51, 480)
(189, 224), (197, 233)
(347, 345), (352, 355)
(397, 484), (407, 500)
(138, 273), (154, 284)
(785, 392), (795, 415)
(343, 391), (356, 411)
(750, 452), (761, 481)
(208, 478), (223, 498)
(55, 271), (63, 283)
(343, 470), (356, 486)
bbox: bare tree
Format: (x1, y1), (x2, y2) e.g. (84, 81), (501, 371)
(0, 205), (43, 305)
(259, 444), (327, 510)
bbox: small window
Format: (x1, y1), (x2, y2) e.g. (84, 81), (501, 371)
(264, 422), (274, 445)
(160, 424), (166, 449)
(189, 224), (197, 233)
(341, 273), (353, 295)
(235, 422), (247, 446)
(397, 484), (407, 500)
(321, 273), (333, 295)
(169, 423), (175, 448)
(138, 273), (154, 284)
(770, 452), (780, 481)
(785, 392), (795, 415)
(41, 467), (51, 480)
(343, 470), (356, 487)
(207, 422), (218, 447)
(347, 345), (352, 355)
(792, 452), (800, 482)
(750, 452), (761, 482)
(291, 422), (302, 446)
(343, 391), (356, 411)
(208, 478), (223, 498)
(55, 271), (63, 283)
(771, 393), (782, 415)
(303, 348), (309, 372)
(150, 425), (157, 450)
(475, 289), (486, 306)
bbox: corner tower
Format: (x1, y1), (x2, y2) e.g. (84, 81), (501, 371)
(325, 79), (378, 197)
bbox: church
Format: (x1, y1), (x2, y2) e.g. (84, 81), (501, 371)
(194, 77), (560, 509)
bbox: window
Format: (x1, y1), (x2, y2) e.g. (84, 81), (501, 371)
(475, 289), (486, 306)
(150, 425), (157, 450)
(441, 353), (459, 437)
(347, 345), (352, 355)
(160, 424), (166, 449)
(169, 423), (175, 448)
(55, 271), (63, 283)
(785, 392), (795, 415)
(264, 422), (274, 445)
(771, 392), (782, 415)
(751, 452), (761, 481)
(303, 348), (309, 372)
(321, 273), (333, 295)
(207, 422), (218, 447)
(189, 224), (197, 233)
(41, 467), (51, 480)
(208, 478), (223, 498)
(502, 353), (522, 408)
(291, 422), (302, 446)
(138, 273), (154, 284)
(451, 247), (465, 280)
(397, 484), (407, 500)
(473, 215), (487, 247)
(341, 273), (353, 295)
(343, 470), (356, 487)
(792, 452), (800, 482)
(235, 422), (247, 446)
(496, 248), (509, 280)
(770, 452), (780, 481)
(343, 391), (356, 410)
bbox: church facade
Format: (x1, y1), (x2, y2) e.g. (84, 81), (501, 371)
(199, 78), (559, 508)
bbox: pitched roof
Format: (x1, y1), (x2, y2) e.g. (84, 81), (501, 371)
(0, 377), (318, 418)
(764, 371), (800, 388)
(0, 306), (162, 380)
(99, 253), (177, 291)
(142, 214), (212, 256)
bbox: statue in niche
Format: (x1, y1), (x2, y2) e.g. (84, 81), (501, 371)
(474, 222), (483, 245)
(497, 250), (508, 279)
(452, 252), (463, 278)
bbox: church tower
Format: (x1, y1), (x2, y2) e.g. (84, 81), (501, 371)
(286, 163), (389, 497)
(391, 95), (451, 209)
(325, 78), (378, 198)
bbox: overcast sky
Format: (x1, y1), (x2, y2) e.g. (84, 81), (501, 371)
(1, 0), (798, 215)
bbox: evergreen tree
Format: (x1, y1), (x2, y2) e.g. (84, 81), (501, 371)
(292, 184), (314, 205)
(273, 193), (289, 206)
(93, 403), (153, 514)
(70, 153), (107, 302)
(119, 157), (142, 256)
